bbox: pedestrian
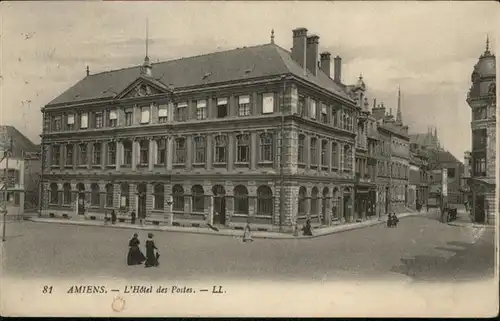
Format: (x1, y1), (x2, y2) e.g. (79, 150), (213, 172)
(127, 233), (146, 266)
(130, 211), (136, 225)
(302, 219), (313, 236)
(144, 233), (159, 268)
(243, 221), (253, 242)
(293, 223), (299, 237)
(111, 209), (117, 225)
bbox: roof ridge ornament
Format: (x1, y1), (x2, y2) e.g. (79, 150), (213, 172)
(270, 29), (275, 44)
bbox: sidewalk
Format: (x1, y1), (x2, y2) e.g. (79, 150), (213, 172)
(447, 210), (495, 229)
(28, 212), (421, 240)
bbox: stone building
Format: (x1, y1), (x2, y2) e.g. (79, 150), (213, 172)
(409, 143), (430, 208)
(371, 88), (411, 214)
(40, 27), (364, 232)
(465, 37), (496, 224)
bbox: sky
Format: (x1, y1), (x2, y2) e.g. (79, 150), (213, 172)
(0, 1), (498, 161)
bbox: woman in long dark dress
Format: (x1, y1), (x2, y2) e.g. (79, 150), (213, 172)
(144, 233), (159, 268)
(302, 219), (313, 236)
(127, 233), (146, 265)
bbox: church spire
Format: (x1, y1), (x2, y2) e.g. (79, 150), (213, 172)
(141, 19), (152, 77)
(396, 85), (402, 124)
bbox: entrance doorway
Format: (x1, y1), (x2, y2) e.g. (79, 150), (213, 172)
(212, 185), (226, 225)
(77, 183), (85, 215)
(137, 183), (147, 219)
(474, 195), (485, 223)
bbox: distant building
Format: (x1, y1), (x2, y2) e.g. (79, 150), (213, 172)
(409, 143), (430, 209)
(409, 126), (442, 151)
(427, 150), (464, 205)
(0, 125), (41, 219)
(465, 37), (496, 224)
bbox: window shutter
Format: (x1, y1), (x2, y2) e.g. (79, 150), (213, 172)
(217, 98), (228, 105)
(262, 93), (274, 114)
(80, 113), (88, 128)
(109, 110), (118, 120)
(238, 96), (250, 104)
(158, 105), (168, 117)
(141, 108), (150, 123)
(67, 114), (75, 124)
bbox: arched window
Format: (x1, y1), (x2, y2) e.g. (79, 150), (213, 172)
(311, 187), (319, 215)
(50, 183), (59, 204)
(298, 134), (305, 164)
(154, 183), (164, 210)
(236, 134), (250, 163)
(105, 184), (113, 208)
(63, 183), (71, 205)
(259, 133), (273, 162)
(191, 185), (204, 213)
(173, 185), (184, 212)
(120, 183), (129, 208)
(310, 137), (317, 165)
(234, 185), (249, 214)
(90, 183), (100, 207)
(214, 135), (227, 163)
(174, 137), (186, 164)
(298, 186), (307, 216)
(257, 185), (273, 216)
(139, 140), (149, 165)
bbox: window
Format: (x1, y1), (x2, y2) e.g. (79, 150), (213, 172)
(153, 184), (164, 210)
(174, 137), (186, 164)
(321, 140), (328, 166)
(191, 185), (205, 213)
(234, 185), (249, 215)
(105, 184), (113, 208)
(321, 104), (328, 123)
(50, 183), (59, 204)
(156, 139), (166, 165)
(107, 142), (116, 165)
(332, 142), (338, 168)
(141, 107), (150, 124)
(298, 134), (305, 164)
(310, 137), (317, 165)
(125, 110), (133, 126)
(344, 144), (351, 171)
(214, 135), (227, 163)
(262, 93), (274, 114)
(176, 102), (187, 121)
(194, 136), (206, 164)
(332, 105), (339, 127)
(236, 134), (250, 163)
(196, 100), (207, 120)
(298, 96), (306, 117)
(66, 114), (75, 131)
(238, 96), (250, 116)
(310, 187), (318, 215)
(158, 104), (168, 123)
(123, 141), (132, 166)
(119, 183), (129, 208)
(95, 112), (103, 128)
(139, 140), (149, 165)
(65, 144), (73, 166)
(92, 143), (101, 165)
(298, 187), (306, 216)
(217, 98), (228, 118)
(259, 133), (273, 162)
(472, 129), (487, 150)
(108, 110), (118, 127)
(473, 107), (486, 120)
(310, 99), (317, 119)
(90, 183), (100, 207)
(257, 185), (273, 216)
(172, 185), (184, 212)
(80, 113), (88, 129)
(52, 145), (61, 166)
(473, 155), (486, 176)
(52, 116), (62, 131)
(63, 183), (71, 205)
(77, 143), (87, 165)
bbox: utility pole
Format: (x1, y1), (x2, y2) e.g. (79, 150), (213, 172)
(2, 136), (13, 242)
(279, 75), (286, 233)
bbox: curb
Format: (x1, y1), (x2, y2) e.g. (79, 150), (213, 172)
(28, 213), (420, 240)
(447, 222), (495, 229)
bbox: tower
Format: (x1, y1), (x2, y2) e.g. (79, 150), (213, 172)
(140, 19), (152, 77)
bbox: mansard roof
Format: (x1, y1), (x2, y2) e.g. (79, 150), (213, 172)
(47, 43), (353, 107)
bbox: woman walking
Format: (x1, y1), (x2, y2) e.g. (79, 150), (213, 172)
(144, 233), (160, 268)
(127, 233), (146, 266)
(243, 221), (253, 242)
(111, 209), (117, 225)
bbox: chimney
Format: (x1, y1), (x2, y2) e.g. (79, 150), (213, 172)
(333, 55), (342, 83)
(372, 103), (386, 120)
(320, 52), (331, 77)
(306, 35), (320, 76)
(292, 27), (308, 70)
